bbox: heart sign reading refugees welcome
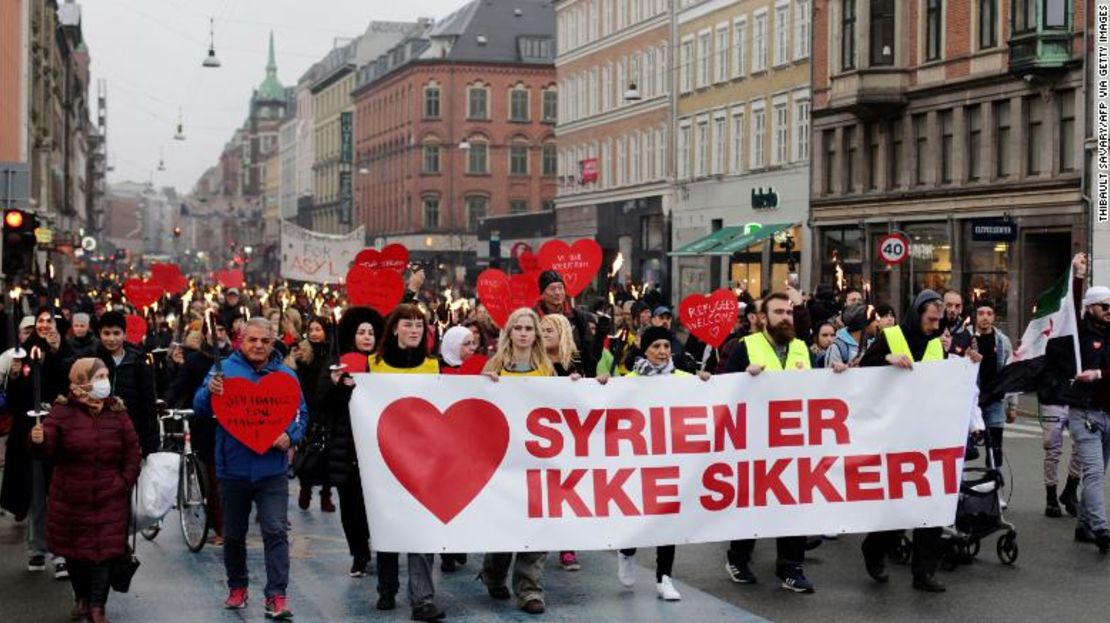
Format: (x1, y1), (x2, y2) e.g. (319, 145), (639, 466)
(346, 265), (405, 315)
(123, 278), (164, 309)
(212, 373), (302, 455)
(377, 397), (510, 524)
(354, 244), (409, 273)
(679, 289), (739, 348)
(537, 239), (603, 298)
(476, 269), (540, 328)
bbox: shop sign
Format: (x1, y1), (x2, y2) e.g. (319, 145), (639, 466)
(340, 112), (353, 164)
(751, 187), (779, 210)
(970, 218), (1017, 242)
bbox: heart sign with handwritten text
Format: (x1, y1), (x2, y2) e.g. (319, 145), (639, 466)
(537, 239), (603, 298)
(354, 244), (409, 273)
(679, 288), (739, 348)
(123, 278), (163, 310)
(346, 265), (405, 315)
(212, 373), (302, 455)
(476, 269), (540, 328)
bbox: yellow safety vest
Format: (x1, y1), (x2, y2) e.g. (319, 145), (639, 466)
(745, 332), (811, 371)
(369, 357), (440, 375)
(883, 326), (944, 362)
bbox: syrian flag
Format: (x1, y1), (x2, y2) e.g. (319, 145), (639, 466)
(984, 266), (1081, 402)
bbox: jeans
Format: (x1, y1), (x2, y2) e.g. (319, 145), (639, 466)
(1041, 404), (1081, 487)
(728, 537), (806, 570)
(67, 559), (111, 608)
(620, 546), (675, 582)
(986, 426), (1005, 469)
(336, 476), (370, 563)
(862, 527), (942, 578)
(1069, 409), (1110, 533)
(26, 459), (47, 558)
(482, 551), (548, 607)
(376, 552), (436, 608)
(220, 475), (290, 598)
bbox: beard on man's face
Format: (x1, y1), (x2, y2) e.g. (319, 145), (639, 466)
(768, 320), (796, 345)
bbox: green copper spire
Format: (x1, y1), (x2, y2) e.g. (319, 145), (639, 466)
(256, 30), (285, 100)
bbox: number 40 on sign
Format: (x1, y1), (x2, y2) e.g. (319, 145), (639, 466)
(877, 232), (910, 266)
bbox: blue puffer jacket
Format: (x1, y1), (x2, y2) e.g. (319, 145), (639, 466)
(193, 350), (308, 482)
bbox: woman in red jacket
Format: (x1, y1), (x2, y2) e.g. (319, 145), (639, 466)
(30, 358), (142, 623)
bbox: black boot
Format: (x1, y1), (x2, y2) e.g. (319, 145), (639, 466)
(1045, 485), (1063, 518)
(1060, 477), (1080, 517)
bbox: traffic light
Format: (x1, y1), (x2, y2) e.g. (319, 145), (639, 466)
(2, 208), (38, 276)
(173, 226), (182, 237)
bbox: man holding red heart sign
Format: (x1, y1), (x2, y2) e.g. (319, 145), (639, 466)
(193, 318), (308, 620)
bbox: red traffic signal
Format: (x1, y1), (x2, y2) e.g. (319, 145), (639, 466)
(4, 209), (26, 230)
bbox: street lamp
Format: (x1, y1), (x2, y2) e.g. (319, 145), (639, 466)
(203, 18), (222, 68)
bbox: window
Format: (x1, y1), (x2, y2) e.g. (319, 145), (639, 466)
(731, 109), (745, 173)
(774, 4), (789, 66)
(601, 141), (612, 187)
(715, 26), (729, 83)
(467, 140), (488, 174)
(630, 133), (641, 183)
(772, 102), (788, 164)
(642, 132), (653, 180)
(733, 19), (747, 78)
(657, 126), (667, 178)
(822, 129), (836, 193)
(465, 196), (488, 231)
(656, 45), (667, 95)
(844, 125), (856, 191)
(468, 84), (489, 119)
(422, 142), (440, 174)
(753, 12), (768, 71)
(842, 0), (856, 70)
(995, 100), (1011, 177)
(713, 115), (726, 174)
(967, 105), (982, 181)
(424, 85), (440, 118)
(870, 0), (895, 66)
(617, 136), (628, 186)
(867, 122), (880, 189)
(1060, 90), (1076, 172)
(697, 32), (711, 88)
(510, 143), (529, 175)
(509, 87), (529, 121)
(795, 0), (811, 59)
(751, 104), (766, 168)
(940, 110), (954, 184)
(794, 98), (810, 161)
(543, 88), (558, 121)
(962, 222), (1010, 324)
(510, 200), (528, 215)
(696, 118), (709, 177)
(1045, 0), (1067, 28)
(978, 0), (997, 49)
(678, 123), (691, 179)
(422, 198), (439, 228)
(681, 39), (694, 92)
(645, 49), (656, 97)
(891, 118), (904, 187)
(1026, 96), (1044, 175)
(542, 143), (558, 176)
(913, 114), (928, 185)
(925, 0), (942, 62)
(1013, 0), (1035, 33)
(601, 66), (612, 110)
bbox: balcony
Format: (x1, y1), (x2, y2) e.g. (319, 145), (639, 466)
(826, 68), (909, 116)
(1008, 0), (1076, 75)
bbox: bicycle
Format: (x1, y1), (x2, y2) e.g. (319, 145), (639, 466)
(140, 401), (210, 553)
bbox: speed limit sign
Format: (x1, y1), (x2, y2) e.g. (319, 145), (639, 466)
(877, 233), (910, 265)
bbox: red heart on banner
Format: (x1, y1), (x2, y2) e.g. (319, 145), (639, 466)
(537, 239), (603, 298)
(457, 354), (489, 376)
(212, 373), (301, 455)
(518, 250), (540, 273)
(354, 244), (409, 273)
(123, 278), (163, 309)
(346, 265), (404, 315)
(679, 288), (739, 349)
(125, 314), (148, 346)
(340, 352), (369, 373)
(378, 397), (509, 524)
(214, 269), (244, 289)
(151, 263), (188, 295)
(476, 269), (540, 328)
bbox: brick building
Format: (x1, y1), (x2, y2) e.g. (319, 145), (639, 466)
(351, 0), (557, 282)
(811, 0), (1090, 334)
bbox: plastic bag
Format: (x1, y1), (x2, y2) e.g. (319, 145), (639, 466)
(133, 452), (181, 531)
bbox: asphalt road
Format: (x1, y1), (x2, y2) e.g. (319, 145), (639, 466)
(2, 414), (1109, 622)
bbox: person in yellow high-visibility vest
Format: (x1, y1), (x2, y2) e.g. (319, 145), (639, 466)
(722, 293), (849, 594)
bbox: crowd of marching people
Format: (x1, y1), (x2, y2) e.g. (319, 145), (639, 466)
(0, 250), (1108, 622)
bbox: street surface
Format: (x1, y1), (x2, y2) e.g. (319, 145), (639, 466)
(2, 414), (1109, 622)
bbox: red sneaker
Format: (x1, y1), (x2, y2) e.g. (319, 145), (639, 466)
(265, 594), (293, 619)
(224, 587), (248, 610)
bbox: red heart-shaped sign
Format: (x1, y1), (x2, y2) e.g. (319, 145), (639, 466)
(340, 352), (369, 373)
(212, 373), (301, 455)
(125, 314), (148, 346)
(123, 278), (164, 309)
(518, 250), (540, 273)
(378, 397), (509, 524)
(151, 263), (188, 295)
(476, 269), (540, 328)
(538, 239), (603, 298)
(679, 288), (739, 349)
(354, 244), (409, 273)
(457, 354), (489, 376)
(214, 269), (244, 289)
(346, 265), (404, 315)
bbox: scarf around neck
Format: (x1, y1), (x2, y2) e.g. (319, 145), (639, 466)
(632, 356), (675, 377)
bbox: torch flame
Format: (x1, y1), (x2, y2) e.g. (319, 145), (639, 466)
(30, 345), (42, 361)
(609, 253), (624, 278)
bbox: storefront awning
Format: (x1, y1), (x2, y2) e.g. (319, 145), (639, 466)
(669, 226), (747, 256)
(703, 222), (795, 256)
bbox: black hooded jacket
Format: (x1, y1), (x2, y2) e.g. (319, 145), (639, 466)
(860, 290), (945, 367)
(96, 343), (159, 455)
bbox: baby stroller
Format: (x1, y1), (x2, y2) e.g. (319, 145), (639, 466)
(939, 433), (1018, 568)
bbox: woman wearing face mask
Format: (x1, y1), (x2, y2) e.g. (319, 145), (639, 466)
(317, 307), (382, 580)
(369, 304), (444, 621)
(29, 358), (141, 623)
(289, 316), (335, 513)
(480, 308), (553, 615)
(598, 326), (711, 602)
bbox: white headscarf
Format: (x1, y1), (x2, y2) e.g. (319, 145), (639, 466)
(440, 326), (473, 367)
(0, 348), (23, 384)
(1083, 286), (1110, 310)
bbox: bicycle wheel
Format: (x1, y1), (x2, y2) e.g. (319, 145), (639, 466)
(178, 453), (210, 553)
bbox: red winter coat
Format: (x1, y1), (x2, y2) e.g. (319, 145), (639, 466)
(33, 396), (142, 563)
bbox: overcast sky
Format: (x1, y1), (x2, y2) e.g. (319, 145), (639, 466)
(81, 0), (463, 194)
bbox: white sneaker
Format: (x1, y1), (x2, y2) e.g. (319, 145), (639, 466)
(656, 575), (681, 601)
(617, 553), (636, 587)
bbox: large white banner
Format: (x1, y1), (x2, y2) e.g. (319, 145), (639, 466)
(280, 221), (364, 284)
(350, 360), (978, 553)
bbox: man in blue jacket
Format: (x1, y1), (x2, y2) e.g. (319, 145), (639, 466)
(194, 318), (307, 620)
